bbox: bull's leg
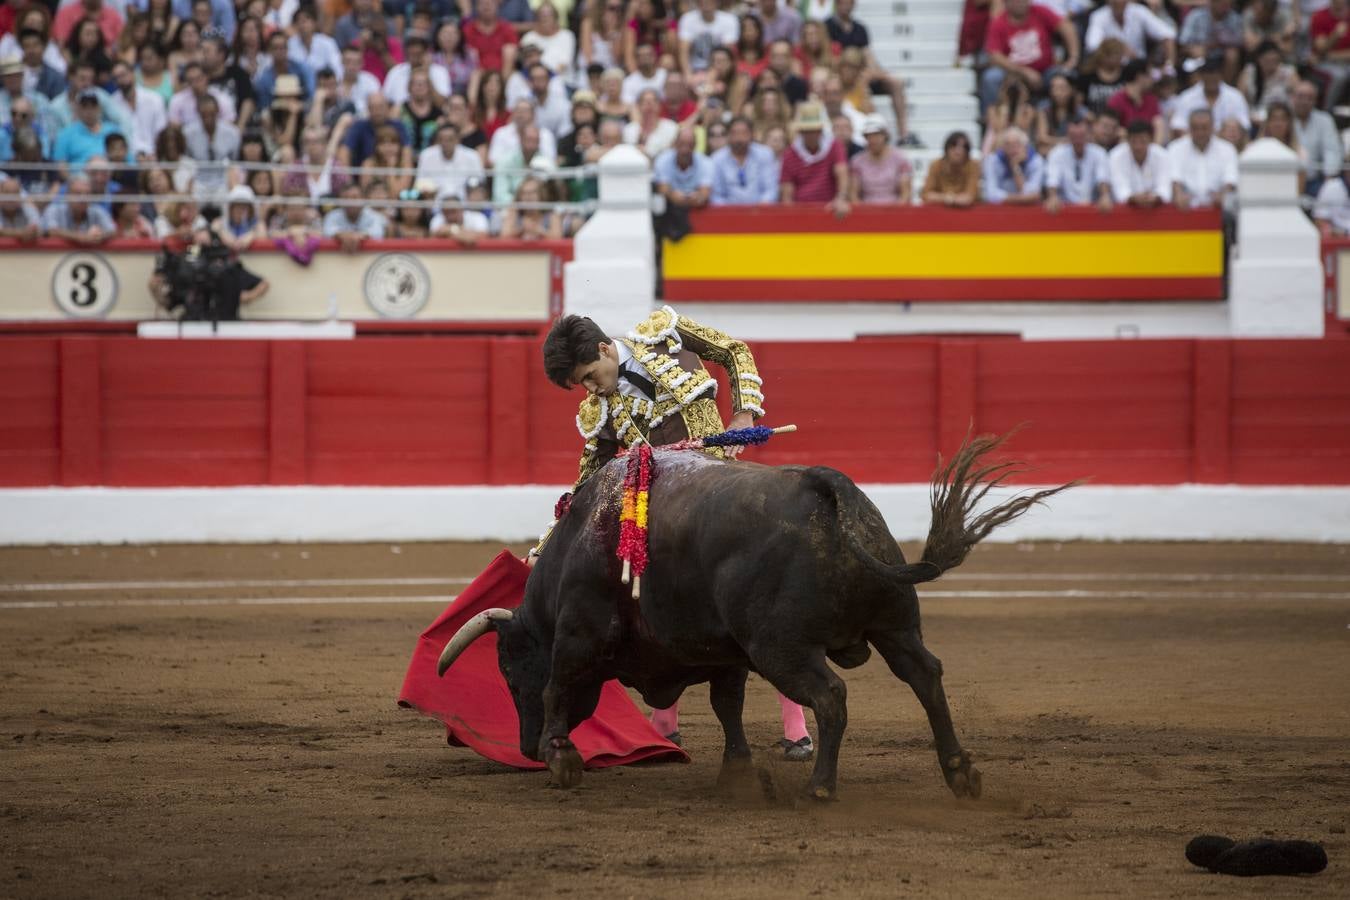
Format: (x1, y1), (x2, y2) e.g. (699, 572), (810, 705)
(756, 650), (847, 801)
(708, 667), (752, 788)
(537, 647), (603, 790)
(869, 629), (982, 799)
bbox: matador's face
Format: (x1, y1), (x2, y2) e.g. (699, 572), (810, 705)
(570, 341), (621, 398)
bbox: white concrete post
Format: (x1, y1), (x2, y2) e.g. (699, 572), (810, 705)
(1229, 138), (1325, 337)
(562, 145), (655, 336)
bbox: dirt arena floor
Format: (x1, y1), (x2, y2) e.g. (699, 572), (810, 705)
(2, 540), (1347, 898)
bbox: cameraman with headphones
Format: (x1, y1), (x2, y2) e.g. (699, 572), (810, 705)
(149, 202), (269, 323)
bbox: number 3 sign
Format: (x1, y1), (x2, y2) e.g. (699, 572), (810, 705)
(52, 252), (119, 318)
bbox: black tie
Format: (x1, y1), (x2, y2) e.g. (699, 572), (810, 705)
(619, 367), (656, 400)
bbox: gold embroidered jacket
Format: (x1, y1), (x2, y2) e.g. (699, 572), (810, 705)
(572, 305), (765, 490)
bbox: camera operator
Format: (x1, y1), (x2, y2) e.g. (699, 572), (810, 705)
(149, 204), (269, 324)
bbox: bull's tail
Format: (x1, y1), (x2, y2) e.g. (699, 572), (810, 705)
(817, 429), (1079, 588)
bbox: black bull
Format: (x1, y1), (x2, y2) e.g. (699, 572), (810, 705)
(437, 433), (1074, 800)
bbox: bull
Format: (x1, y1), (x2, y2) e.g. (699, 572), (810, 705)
(437, 433), (1074, 800)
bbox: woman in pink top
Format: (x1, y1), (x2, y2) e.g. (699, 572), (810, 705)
(849, 115), (913, 204)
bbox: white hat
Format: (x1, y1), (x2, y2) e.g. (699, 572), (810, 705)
(0, 54), (23, 77)
(860, 114), (888, 137)
(226, 184), (257, 205)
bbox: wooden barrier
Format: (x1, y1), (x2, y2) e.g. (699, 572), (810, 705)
(663, 206), (1226, 302)
(3, 334), (1348, 488)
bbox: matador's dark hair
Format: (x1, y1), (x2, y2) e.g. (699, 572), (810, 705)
(543, 315), (611, 388)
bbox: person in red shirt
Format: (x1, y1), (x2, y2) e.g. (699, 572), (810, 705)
(53, 0), (123, 46)
(778, 101), (849, 216)
(981, 0), (1079, 112)
(1312, 0), (1350, 108)
(661, 72), (698, 124)
(464, 0), (519, 75)
(1106, 59), (1164, 143)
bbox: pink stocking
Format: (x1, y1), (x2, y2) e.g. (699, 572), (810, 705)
(778, 693), (810, 742)
(649, 703), (679, 737)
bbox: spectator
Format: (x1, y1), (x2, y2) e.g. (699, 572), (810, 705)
(820, 73), (865, 143)
(399, 68), (447, 154)
(445, 92), (487, 158)
(359, 122), (413, 195)
(704, 46), (749, 115)
(735, 14), (769, 82)
(383, 32), (451, 107)
(755, 0), (802, 46)
(1168, 108), (1238, 211)
(1085, 0), (1176, 65)
(501, 174), (564, 240)
(0, 95), (47, 164)
(497, 0), (536, 31)
(356, 13), (403, 83)
(848, 115), (911, 204)
(623, 88), (678, 158)
(4, 126), (59, 196)
(335, 0), (380, 52)
(42, 172), (113, 242)
(53, 0), (123, 47)
(1170, 53), (1250, 138)
(1094, 108), (1123, 152)
(1240, 40), (1298, 122)
(430, 189), (490, 244)
(490, 99), (559, 167)
(1291, 80), (1343, 198)
(417, 121), (484, 199)
(110, 196), (154, 236)
(983, 127), (1044, 205)
(1244, 0), (1295, 59)
(982, 0), (1080, 113)
(1258, 100), (1304, 193)
(0, 53), (54, 141)
(1044, 116), (1112, 213)
(516, 60), (572, 140)
(50, 60), (125, 134)
(492, 121), (545, 203)
(166, 19), (203, 78)
(66, 17), (115, 76)
(831, 114), (861, 157)
(1179, 0), (1242, 81)
(590, 117), (623, 163)
(337, 45), (381, 117)
(259, 75), (305, 162)
(623, 0), (667, 73)
(621, 43), (667, 106)
(108, 60), (164, 159)
(678, 0), (739, 80)
(183, 94), (238, 192)
(214, 184), (265, 250)
(287, 6), (341, 79)
(581, 0), (624, 74)
(1109, 118), (1172, 206)
(464, 0), (519, 76)
(475, 69), (512, 143)
(53, 89), (119, 169)
(1313, 163), (1350, 236)
(778, 101), (849, 215)
(654, 125), (713, 209)
(135, 41), (174, 106)
(0, 7), (65, 81)
(254, 30), (315, 110)
(168, 61), (234, 128)
(339, 91), (410, 168)
(0, 174), (41, 241)
(103, 132), (136, 192)
(765, 40), (808, 106)
(662, 73), (698, 125)
(1312, 0), (1350, 110)
(521, 3), (574, 81)
(180, 0), (236, 44)
(384, 180), (430, 238)
(203, 35), (255, 130)
(84, 156), (118, 211)
(704, 120), (728, 155)
(17, 29), (66, 102)
(324, 176), (387, 249)
(795, 20), (834, 83)
(1108, 59), (1164, 144)
(1036, 71), (1088, 154)
(825, 0), (910, 143)
(1077, 38), (1127, 116)
(155, 121), (197, 191)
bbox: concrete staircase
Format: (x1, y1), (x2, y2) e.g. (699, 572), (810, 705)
(854, 0), (979, 189)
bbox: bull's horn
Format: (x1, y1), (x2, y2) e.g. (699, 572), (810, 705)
(437, 608), (514, 676)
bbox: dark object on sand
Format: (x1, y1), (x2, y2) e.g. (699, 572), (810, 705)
(1185, 835), (1328, 877)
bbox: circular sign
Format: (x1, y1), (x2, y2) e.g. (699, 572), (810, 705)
(363, 253), (431, 319)
(51, 251), (119, 318)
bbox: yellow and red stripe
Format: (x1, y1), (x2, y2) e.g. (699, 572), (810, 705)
(663, 206), (1224, 302)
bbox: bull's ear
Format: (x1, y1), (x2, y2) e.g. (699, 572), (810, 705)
(436, 608), (515, 677)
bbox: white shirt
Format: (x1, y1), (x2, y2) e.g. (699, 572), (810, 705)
(166, 86), (237, 128)
(488, 122), (558, 167)
(1084, 3), (1176, 59)
(1108, 141), (1172, 203)
(622, 117), (679, 159)
(520, 29), (576, 77)
(504, 75), (574, 138)
(108, 86), (167, 158)
(677, 10), (740, 71)
(621, 68), (668, 105)
(382, 62), (452, 107)
(1045, 142), (1110, 204)
(1167, 136), (1239, 205)
(430, 208), (490, 235)
(1314, 176), (1350, 234)
(339, 71), (382, 116)
(416, 142), (485, 199)
(613, 339), (654, 403)
(1169, 82), (1251, 134)
(288, 33), (343, 78)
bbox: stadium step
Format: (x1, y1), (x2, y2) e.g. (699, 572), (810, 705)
(872, 41), (957, 68)
(879, 16), (965, 42)
(890, 66), (974, 96)
(904, 92), (979, 121)
(856, 0), (964, 17)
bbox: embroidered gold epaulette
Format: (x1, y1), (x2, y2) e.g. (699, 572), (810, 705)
(576, 394), (608, 440)
(627, 305), (683, 352)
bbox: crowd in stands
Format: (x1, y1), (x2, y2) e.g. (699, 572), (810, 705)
(5, 0), (1350, 250)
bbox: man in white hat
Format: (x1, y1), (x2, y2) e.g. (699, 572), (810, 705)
(779, 101), (850, 216)
(0, 53), (53, 141)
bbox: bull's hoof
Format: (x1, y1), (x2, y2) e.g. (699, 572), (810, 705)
(716, 754), (754, 790)
(944, 750), (982, 799)
(802, 784), (838, 803)
(544, 739), (584, 790)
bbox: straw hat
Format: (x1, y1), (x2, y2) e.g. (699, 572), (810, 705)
(791, 101), (826, 132)
(274, 73), (303, 98)
(0, 54), (23, 77)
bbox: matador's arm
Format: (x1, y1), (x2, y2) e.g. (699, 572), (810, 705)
(627, 306), (765, 418)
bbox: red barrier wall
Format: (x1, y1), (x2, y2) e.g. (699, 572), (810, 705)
(3, 335), (1349, 487)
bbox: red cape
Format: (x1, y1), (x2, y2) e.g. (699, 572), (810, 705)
(398, 550), (688, 769)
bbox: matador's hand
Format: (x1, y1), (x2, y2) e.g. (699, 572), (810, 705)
(724, 410), (755, 459)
